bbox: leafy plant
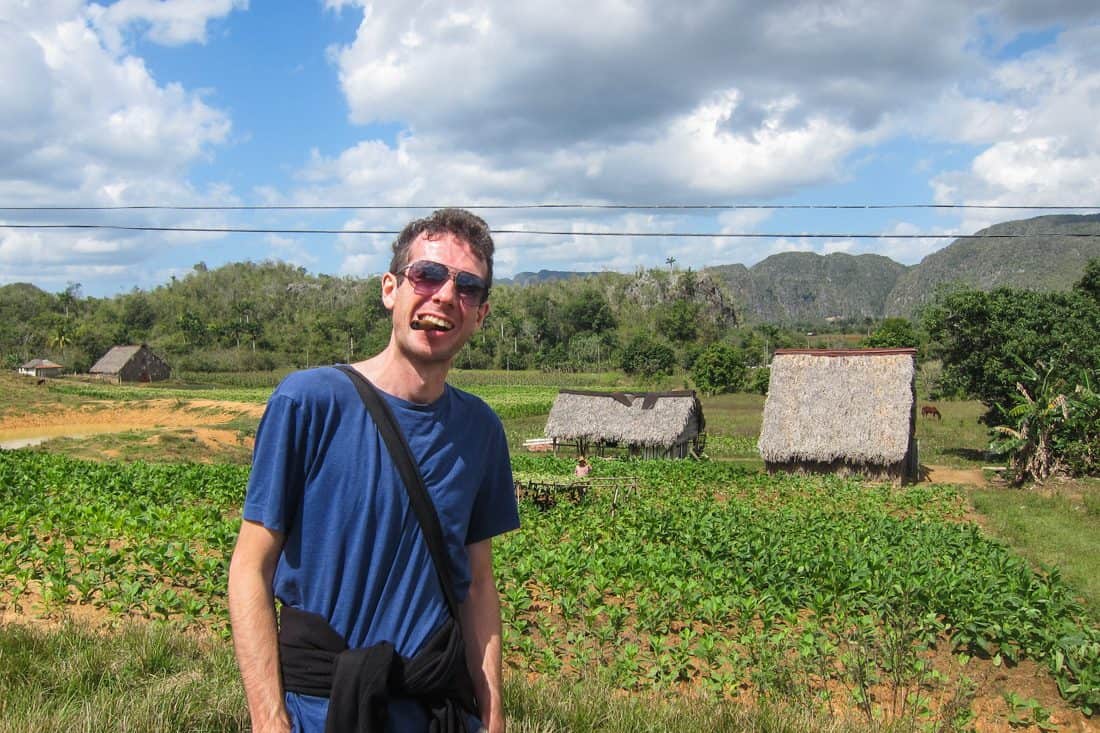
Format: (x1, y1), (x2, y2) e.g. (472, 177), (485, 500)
(991, 362), (1100, 483)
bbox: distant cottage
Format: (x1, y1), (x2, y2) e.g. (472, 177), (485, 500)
(544, 389), (706, 459)
(89, 345), (171, 383)
(758, 348), (918, 484)
(18, 358), (63, 378)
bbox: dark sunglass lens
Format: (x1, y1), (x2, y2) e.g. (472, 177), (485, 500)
(455, 272), (487, 299)
(408, 261), (449, 285)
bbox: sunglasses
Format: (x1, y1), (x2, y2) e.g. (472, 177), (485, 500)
(397, 259), (489, 305)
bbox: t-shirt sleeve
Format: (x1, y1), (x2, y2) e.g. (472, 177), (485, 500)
(465, 416), (520, 545)
(243, 392), (307, 533)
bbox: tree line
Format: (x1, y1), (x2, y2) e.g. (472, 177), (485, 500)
(2, 257), (1097, 480)
(0, 261), (818, 381)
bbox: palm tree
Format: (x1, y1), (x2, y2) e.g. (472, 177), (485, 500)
(49, 327), (71, 360)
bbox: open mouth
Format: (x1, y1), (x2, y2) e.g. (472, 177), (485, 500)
(411, 315), (454, 332)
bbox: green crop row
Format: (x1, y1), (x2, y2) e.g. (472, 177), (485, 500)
(44, 380), (274, 404)
(1, 450), (1097, 719)
(500, 455), (1100, 715)
(0, 451), (245, 627)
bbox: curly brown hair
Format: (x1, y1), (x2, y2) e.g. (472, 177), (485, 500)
(389, 208), (495, 298)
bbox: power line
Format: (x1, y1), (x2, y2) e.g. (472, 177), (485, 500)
(1, 203), (1099, 212)
(3, 222), (1099, 239)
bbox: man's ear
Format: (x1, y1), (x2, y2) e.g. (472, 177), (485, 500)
(381, 272), (397, 311)
(474, 301), (490, 330)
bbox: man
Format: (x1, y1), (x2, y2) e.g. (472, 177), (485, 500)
(228, 208), (519, 733)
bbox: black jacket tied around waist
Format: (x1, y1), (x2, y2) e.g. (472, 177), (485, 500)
(278, 604), (479, 733)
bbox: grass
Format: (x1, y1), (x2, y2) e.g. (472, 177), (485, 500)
(0, 621), (247, 733)
(912, 399), (991, 468)
(0, 372), (108, 420)
(966, 478), (1100, 619)
(503, 675), (871, 733)
(3, 369), (1098, 728)
(0, 620), (882, 733)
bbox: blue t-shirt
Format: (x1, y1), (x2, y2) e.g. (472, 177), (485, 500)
(243, 366), (520, 732)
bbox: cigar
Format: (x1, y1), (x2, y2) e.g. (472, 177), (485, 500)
(411, 319), (453, 331)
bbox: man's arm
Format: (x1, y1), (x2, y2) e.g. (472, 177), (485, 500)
(460, 538), (506, 733)
(228, 519), (290, 733)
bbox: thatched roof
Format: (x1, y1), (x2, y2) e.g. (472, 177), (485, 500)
(545, 390), (704, 447)
(758, 349), (916, 466)
(21, 358), (62, 369)
(89, 345), (144, 375)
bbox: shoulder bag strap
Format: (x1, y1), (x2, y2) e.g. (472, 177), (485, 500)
(334, 365), (462, 619)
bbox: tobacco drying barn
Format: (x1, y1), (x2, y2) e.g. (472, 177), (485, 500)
(89, 344), (171, 383)
(543, 389), (706, 459)
(757, 348), (918, 483)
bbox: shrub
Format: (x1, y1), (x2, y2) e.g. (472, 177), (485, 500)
(618, 334), (676, 377)
(990, 363), (1100, 483)
(690, 343), (746, 396)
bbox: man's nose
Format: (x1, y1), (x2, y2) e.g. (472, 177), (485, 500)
(431, 275), (459, 303)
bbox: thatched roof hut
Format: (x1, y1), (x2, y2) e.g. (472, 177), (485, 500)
(18, 358), (63, 378)
(544, 389), (705, 459)
(89, 344), (171, 383)
(758, 348), (918, 483)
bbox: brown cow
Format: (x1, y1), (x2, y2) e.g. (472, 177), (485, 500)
(921, 405), (942, 420)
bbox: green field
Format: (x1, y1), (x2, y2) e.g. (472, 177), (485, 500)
(1, 371), (1098, 731)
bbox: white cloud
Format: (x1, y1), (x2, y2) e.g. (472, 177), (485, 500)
(0, 2), (237, 290)
(6, 2), (1100, 296)
(930, 23), (1100, 219)
(329, 0), (977, 156)
(87, 0), (248, 51)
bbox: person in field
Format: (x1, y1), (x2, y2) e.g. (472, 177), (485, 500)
(574, 456), (590, 477)
(228, 209), (520, 733)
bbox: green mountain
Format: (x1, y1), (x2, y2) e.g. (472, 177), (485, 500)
(884, 214), (1100, 316)
(708, 252), (907, 324)
(702, 214), (1100, 323)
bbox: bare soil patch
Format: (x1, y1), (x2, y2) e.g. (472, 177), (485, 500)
(0, 399), (262, 454)
(924, 464), (991, 487)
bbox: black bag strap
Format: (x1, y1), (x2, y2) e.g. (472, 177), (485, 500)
(334, 365), (462, 619)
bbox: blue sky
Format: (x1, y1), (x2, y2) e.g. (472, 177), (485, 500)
(2, 1), (1099, 297)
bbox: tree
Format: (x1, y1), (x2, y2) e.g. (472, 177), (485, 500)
(48, 324), (72, 359)
(560, 287), (616, 340)
(618, 334), (676, 377)
(57, 282), (82, 318)
(860, 317), (920, 349)
(654, 300), (700, 343)
(990, 362), (1100, 482)
(921, 285), (1100, 424)
(690, 343), (746, 395)
(121, 292), (157, 341)
(1074, 257), (1100, 302)
(177, 310), (208, 347)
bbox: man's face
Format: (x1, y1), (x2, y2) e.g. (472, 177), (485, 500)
(381, 231), (490, 366)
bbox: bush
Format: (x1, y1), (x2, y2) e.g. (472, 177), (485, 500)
(747, 366), (771, 395)
(618, 334), (676, 377)
(990, 363), (1100, 483)
(690, 343), (746, 396)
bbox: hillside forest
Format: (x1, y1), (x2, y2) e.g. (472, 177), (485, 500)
(2, 262), (778, 376)
(3, 255), (1099, 481)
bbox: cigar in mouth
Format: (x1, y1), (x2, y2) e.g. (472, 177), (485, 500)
(411, 318), (453, 332)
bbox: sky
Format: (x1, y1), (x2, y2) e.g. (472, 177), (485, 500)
(2, 0), (1099, 298)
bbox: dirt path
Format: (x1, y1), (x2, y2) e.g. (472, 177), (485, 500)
(0, 399), (261, 432)
(0, 399), (264, 453)
(923, 464), (991, 487)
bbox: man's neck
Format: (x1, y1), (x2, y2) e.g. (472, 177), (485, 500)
(351, 348), (451, 404)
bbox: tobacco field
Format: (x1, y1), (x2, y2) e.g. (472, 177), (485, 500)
(1, 449), (1098, 727)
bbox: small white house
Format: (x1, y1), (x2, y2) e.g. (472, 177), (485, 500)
(18, 358), (64, 378)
